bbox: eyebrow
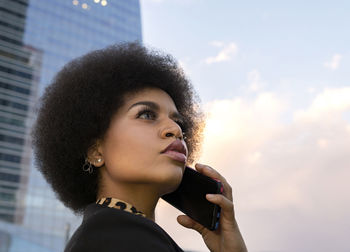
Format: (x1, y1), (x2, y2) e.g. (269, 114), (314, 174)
(127, 101), (185, 121)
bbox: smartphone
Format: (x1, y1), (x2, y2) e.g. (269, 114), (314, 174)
(161, 166), (222, 230)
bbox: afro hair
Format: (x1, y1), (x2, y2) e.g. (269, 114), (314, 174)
(31, 42), (205, 213)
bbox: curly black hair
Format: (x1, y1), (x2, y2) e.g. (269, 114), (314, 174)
(31, 42), (205, 213)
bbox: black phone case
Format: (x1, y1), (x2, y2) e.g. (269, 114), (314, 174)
(161, 166), (222, 230)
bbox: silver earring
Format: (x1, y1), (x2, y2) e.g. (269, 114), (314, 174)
(97, 158), (102, 162)
(82, 158), (93, 174)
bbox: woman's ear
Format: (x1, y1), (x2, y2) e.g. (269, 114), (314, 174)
(86, 140), (105, 167)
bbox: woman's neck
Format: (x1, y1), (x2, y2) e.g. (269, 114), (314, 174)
(97, 181), (160, 222)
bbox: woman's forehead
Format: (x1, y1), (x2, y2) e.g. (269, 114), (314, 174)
(124, 88), (177, 111)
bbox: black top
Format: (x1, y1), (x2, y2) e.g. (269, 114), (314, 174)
(64, 200), (184, 252)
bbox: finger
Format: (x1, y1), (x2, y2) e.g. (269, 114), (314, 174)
(206, 194), (234, 216)
(206, 194), (241, 233)
(177, 215), (207, 235)
(194, 163), (227, 185)
(195, 163), (233, 201)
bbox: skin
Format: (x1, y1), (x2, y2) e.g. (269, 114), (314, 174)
(87, 87), (247, 252)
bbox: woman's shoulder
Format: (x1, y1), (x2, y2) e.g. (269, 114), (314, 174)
(64, 203), (183, 252)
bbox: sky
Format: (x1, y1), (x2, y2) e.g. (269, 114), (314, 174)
(140, 1), (350, 251)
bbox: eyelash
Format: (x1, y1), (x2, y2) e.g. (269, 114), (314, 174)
(136, 108), (186, 131)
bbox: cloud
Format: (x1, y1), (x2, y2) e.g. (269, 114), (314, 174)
(307, 87), (316, 93)
(247, 69), (265, 92)
(317, 138), (328, 148)
(294, 87), (350, 122)
(156, 87), (350, 252)
(323, 53), (342, 70)
(205, 42), (238, 64)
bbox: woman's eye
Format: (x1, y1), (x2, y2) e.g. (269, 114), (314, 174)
(137, 110), (156, 120)
(137, 109), (186, 131)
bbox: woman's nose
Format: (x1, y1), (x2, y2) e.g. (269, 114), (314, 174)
(160, 121), (184, 140)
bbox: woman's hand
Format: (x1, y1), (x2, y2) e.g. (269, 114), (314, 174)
(177, 163), (247, 252)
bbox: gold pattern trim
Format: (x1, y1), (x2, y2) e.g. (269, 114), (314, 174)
(96, 197), (146, 217)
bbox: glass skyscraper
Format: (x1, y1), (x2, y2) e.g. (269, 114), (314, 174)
(0, 0), (142, 251)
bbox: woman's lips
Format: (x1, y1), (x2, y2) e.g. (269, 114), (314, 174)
(162, 150), (187, 163)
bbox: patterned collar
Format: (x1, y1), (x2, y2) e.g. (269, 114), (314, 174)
(96, 197), (146, 218)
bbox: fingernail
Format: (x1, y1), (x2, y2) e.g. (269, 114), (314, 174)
(206, 194), (215, 199)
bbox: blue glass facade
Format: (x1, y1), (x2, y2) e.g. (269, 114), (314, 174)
(24, 0), (142, 94)
(0, 0), (142, 251)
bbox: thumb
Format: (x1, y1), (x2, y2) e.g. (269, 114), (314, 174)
(177, 215), (207, 235)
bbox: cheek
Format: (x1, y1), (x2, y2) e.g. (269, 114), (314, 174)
(102, 126), (159, 179)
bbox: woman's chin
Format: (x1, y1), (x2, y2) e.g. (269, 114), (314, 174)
(158, 167), (184, 195)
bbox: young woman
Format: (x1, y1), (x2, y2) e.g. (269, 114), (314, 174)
(32, 43), (247, 252)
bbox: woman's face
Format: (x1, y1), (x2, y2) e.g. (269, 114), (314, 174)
(97, 87), (188, 195)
